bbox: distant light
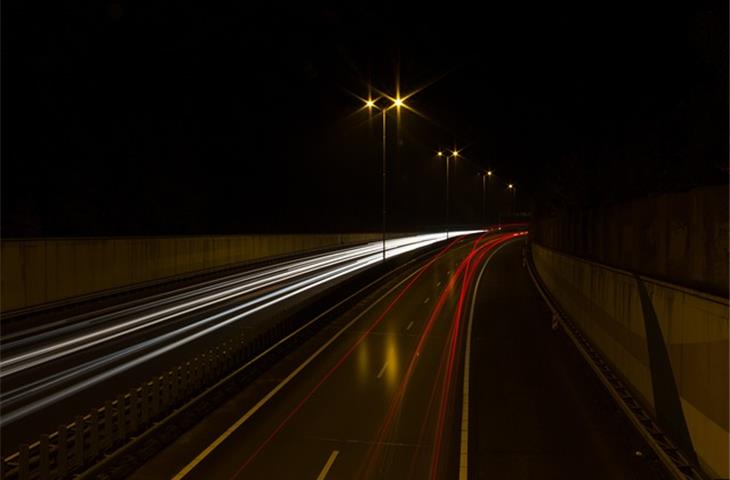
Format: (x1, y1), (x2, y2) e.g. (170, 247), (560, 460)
(452, 150), (459, 157)
(365, 99), (375, 108)
(487, 170), (492, 176)
(437, 151), (443, 156)
(393, 97), (404, 108)
(508, 184), (514, 189)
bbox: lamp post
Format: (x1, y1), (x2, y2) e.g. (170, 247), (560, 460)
(366, 97), (405, 260)
(438, 149), (459, 239)
(508, 183), (515, 215)
(480, 170), (492, 226)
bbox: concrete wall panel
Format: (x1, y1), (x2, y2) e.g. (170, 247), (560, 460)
(1, 233), (402, 313)
(533, 186), (729, 296)
(533, 243), (729, 478)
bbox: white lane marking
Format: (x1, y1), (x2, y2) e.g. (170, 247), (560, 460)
(316, 450), (339, 480)
(459, 239), (517, 480)
(171, 261), (426, 480)
(406, 321), (414, 331)
(423, 297), (430, 304)
(376, 362), (390, 379)
(436, 281), (441, 287)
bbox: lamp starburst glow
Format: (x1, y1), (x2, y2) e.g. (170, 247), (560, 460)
(487, 170), (493, 176)
(393, 97), (404, 108)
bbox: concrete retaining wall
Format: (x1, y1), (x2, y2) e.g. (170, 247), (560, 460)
(533, 243), (728, 478)
(533, 185), (729, 296)
(0, 233), (390, 313)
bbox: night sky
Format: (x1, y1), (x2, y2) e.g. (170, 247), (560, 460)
(2, 3), (727, 237)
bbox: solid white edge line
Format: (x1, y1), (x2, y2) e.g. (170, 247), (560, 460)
(459, 238), (520, 480)
(171, 259), (427, 480)
(315, 450), (340, 480)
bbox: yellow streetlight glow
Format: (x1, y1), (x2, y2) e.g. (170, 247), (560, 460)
(487, 170), (492, 176)
(393, 97), (404, 108)
(452, 150), (459, 157)
(508, 184), (514, 189)
(437, 151), (443, 156)
(365, 99), (375, 108)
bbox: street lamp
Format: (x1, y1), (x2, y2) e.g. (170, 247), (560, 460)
(365, 96), (406, 259)
(438, 149), (459, 239)
(507, 183), (516, 215)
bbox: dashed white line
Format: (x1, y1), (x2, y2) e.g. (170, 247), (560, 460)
(316, 450), (339, 480)
(376, 361), (390, 379)
(436, 281), (442, 287)
(406, 321), (414, 331)
(170, 264), (424, 480)
(423, 297), (430, 304)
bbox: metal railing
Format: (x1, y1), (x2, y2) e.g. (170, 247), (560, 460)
(0, 324), (280, 480)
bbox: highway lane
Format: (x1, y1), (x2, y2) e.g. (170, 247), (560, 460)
(468, 241), (664, 479)
(132, 233), (666, 480)
(0, 232), (483, 456)
(132, 232), (526, 479)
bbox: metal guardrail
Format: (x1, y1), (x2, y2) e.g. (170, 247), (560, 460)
(523, 242), (708, 480)
(1, 327), (261, 480)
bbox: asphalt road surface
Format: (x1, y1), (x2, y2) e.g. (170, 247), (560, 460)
(131, 234), (665, 479)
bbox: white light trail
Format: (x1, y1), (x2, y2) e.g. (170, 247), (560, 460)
(0, 230), (485, 425)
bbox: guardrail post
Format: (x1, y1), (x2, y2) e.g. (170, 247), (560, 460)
(130, 389), (138, 433)
(141, 383), (149, 425)
(167, 370), (174, 404)
(180, 365), (186, 396)
(90, 409), (99, 459)
(171, 368), (179, 402)
(116, 395), (126, 441)
(18, 444), (28, 480)
(186, 361), (193, 394)
(186, 360), (193, 393)
(192, 358), (200, 390)
(201, 354), (208, 383)
(212, 347), (219, 374)
(212, 347), (219, 368)
(226, 346), (233, 370)
(200, 355), (207, 384)
(57, 425), (68, 476)
(104, 400), (113, 450)
(150, 377), (159, 417)
(74, 415), (84, 467)
(161, 372), (170, 409)
(39, 434), (50, 479)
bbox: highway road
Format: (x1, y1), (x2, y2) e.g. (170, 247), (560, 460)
(0, 232), (481, 455)
(130, 233), (665, 479)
